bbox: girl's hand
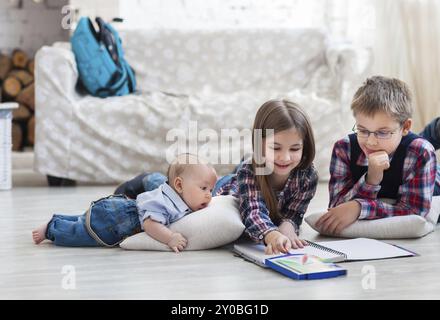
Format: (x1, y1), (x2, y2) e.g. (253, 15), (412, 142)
(278, 221), (307, 249)
(264, 231), (291, 255)
(167, 232), (187, 253)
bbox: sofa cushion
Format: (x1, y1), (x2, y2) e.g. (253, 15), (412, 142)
(120, 195), (245, 251)
(121, 28), (327, 95)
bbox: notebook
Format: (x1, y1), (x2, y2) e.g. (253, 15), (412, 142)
(233, 241), (345, 267)
(233, 237), (417, 268)
(264, 254), (347, 280)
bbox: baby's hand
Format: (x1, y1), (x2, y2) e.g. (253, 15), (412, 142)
(167, 233), (187, 253)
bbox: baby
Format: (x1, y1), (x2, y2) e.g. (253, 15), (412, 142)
(32, 153), (217, 252)
(137, 153), (217, 252)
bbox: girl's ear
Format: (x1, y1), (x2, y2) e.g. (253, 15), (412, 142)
(402, 118), (412, 136)
(173, 177), (184, 193)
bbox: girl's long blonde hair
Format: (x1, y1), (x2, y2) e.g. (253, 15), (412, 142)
(252, 99), (315, 224)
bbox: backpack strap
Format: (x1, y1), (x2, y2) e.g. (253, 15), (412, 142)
(95, 17), (119, 64)
(122, 59), (137, 93)
(104, 22), (136, 93)
(96, 65), (128, 97)
(95, 20), (136, 96)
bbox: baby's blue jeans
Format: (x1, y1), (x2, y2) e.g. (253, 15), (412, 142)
(46, 195), (141, 247)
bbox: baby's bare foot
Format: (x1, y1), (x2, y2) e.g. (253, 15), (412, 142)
(32, 224), (47, 244)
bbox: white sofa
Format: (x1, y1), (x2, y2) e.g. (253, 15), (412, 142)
(34, 28), (369, 183)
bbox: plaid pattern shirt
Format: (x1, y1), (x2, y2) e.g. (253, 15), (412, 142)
(215, 163), (318, 242)
(329, 135), (438, 219)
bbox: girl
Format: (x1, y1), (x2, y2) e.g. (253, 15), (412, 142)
(214, 99), (318, 254)
(115, 100), (318, 254)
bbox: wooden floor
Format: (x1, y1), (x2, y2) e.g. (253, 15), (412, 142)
(1, 182), (440, 300)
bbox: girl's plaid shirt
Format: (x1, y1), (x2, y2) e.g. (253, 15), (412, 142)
(215, 163), (318, 242)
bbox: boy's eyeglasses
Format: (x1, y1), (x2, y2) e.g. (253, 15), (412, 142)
(352, 124), (401, 140)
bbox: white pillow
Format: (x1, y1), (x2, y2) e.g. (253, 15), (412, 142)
(305, 196), (440, 239)
(120, 195), (245, 251)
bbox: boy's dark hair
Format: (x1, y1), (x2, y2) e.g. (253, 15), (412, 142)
(351, 76), (413, 123)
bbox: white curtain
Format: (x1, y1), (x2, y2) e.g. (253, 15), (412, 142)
(373, 0), (440, 131)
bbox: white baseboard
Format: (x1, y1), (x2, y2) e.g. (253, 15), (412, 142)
(12, 150), (34, 170)
(12, 151), (47, 186)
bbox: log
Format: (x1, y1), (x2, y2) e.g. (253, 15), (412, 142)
(12, 103), (31, 121)
(9, 69), (33, 86)
(2, 75), (22, 98)
(12, 122), (23, 151)
(0, 54), (12, 81)
(15, 83), (34, 110)
(12, 49), (29, 69)
(27, 59), (35, 75)
(27, 116), (35, 146)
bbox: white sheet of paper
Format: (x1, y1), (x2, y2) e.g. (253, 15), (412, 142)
(317, 238), (415, 261)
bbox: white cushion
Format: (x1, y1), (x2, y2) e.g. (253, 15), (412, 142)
(120, 195), (245, 251)
(121, 29), (327, 95)
(305, 196), (440, 239)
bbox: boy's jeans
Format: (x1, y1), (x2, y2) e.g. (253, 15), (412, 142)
(419, 117), (440, 150)
(115, 159), (246, 198)
(435, 171), (440, 196)
(419, 117), (440, 196)
(114, 172), (167, 199)
(117, 172), (236, 198)
(46, 195), (140, 247)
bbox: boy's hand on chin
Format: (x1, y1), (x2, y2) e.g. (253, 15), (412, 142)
(367, 151), (390, 185)
(316, 201), (361, 235)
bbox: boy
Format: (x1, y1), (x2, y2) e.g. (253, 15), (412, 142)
(32, 153), (217, 252)
(316, 76), (440, 235)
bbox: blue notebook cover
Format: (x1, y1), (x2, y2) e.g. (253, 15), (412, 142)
(265, 254), (347, 280)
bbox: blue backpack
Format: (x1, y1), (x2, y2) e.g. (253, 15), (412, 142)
(71, 17), (136, 98)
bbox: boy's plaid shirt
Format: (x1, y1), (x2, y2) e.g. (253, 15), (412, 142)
(215, 163), (318, 242)
(329, 136), (437, 219)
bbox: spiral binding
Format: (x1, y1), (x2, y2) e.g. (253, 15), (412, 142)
(305, 240), (348, 259)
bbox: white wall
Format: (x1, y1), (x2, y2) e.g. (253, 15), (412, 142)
(69, 0), (119, 23)
(0, 0), (374, 55)
(0, 0), (70, 55)
(118, 0), (329, 29)
(68, 0), (335, 30)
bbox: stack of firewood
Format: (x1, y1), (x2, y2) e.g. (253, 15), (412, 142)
(0, 49), (35, 151)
